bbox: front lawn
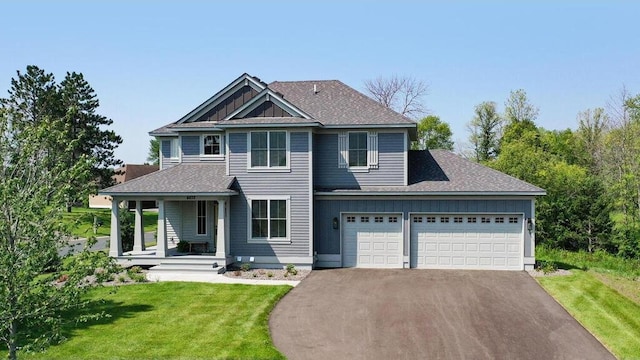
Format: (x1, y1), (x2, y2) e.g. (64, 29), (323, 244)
(62, 207), (158, 238)
(20, 282), (291, 360)
(536, 246), (640, 358)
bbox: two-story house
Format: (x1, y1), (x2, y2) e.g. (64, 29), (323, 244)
(100, 73), (545, 271)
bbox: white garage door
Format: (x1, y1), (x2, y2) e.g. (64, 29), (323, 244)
(411, 214), (523, 270)
(343, 214), (403, 268)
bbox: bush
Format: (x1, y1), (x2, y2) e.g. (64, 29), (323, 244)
(119, 209), (135, 252)
(240, 263), (251, 272)
(267, 271), (274, 278)
(286, 263), (297, 275)
(537, 260), (557, 274)
(176, 240), (190, 253)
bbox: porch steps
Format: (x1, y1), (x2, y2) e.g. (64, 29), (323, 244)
(148, 256), (227, 274)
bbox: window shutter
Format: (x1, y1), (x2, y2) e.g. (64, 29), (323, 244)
(368, 131), (378, 169)
(338, 132), (348, 168)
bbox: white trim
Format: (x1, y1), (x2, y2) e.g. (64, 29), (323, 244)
(247, 130), (291, 171)
(337, 132), (348, 168)
(322, 124), (415, 129)
(157, 137), (163, 170)
(403, 130), (408, 186)
(217, 122), (321, 129)
(177, 74), (266, 124)
(224, 88), (312, 120)
(199, 134), (224, 158)
(247, 195), (292, 244)
(368, 131), (378, 169)
(177, 136), (183, 163)
(225, 132), (230, 176)
(98, 192), (237, 198)
(308, 130), (314, 258)
(196, 200), (208, 236)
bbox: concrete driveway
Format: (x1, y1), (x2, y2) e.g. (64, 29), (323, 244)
(269, 269), (614, 360)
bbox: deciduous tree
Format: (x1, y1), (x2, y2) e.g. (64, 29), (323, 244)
(0, 110), (119, 359)
(364, 75), (428, 118)
(468, 101), (502, 162)
(413, 115), (454, 150)
(147, 138), (159, 165)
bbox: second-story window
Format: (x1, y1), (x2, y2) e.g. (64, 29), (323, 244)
(348, 132), (368, 167)
(250, 131), (288, 168)
(202, 134), (221, 155)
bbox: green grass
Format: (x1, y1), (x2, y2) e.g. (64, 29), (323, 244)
(538, 271), (640, 359)
(21, 282), (291, 360)
(536, 245), (640, 278)
(62, 207), (158, 238)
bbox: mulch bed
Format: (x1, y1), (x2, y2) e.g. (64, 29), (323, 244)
(224, 266), (310, 281)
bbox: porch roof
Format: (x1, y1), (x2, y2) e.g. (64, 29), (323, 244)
(99, 163), (237, 197)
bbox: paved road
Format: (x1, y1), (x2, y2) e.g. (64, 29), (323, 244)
(270, 269), (614, 360)
(58, 232), (155, 256)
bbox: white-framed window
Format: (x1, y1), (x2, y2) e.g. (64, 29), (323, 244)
(248, 131), (289, 169)
(346, 216), (356, 223)
(481, 217), (491, 223)
(454, 217), (463, 223)
(338, 131), (378, 170)
(164, 138), (179, 159)
(374, 216), (384, 223)
(361, 216), (370, 223)
(468, 217), (477, 223)
(201, 134), (222, 156)
(248, 196), (290, 242)
(509, 217), (519, 224)
(495, 217), (505, 223)
(440, 217), (450, 223)
(196, 200), (207, 235)
(389, 216), (398, 223)
(413, 216), (423, 223)
(349, 132), (368, 167)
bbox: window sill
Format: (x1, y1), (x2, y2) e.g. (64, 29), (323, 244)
(247, 167), (291, 173)
(247, 238), (291, 245)
(199, 155), (225, 161)
(347, 167), (369, 173)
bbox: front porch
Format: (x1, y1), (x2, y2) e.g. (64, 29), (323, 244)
(108, 196), (234, 268)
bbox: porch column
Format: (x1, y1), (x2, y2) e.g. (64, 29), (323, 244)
(109, 199), (122, 257)
(216, 199), (226, 258)
(133, 200), (145, 252)
(156, 199), (167, 257)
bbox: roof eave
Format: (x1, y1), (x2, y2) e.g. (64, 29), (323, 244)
(98, 191), (238, 197)
(314, 191), (546, 196)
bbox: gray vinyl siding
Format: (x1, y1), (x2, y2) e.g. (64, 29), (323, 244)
(181, 201), (215, 250)
(314, 132), (405, 188)
(165, 201), (182, 244)
(181, 134), (225, 163)
(160, 138), (179, 169)
(228, 131), (310, 257)
(314, 198), (533, 256)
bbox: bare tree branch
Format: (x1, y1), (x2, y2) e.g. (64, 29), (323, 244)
(364, 75), (428, 119)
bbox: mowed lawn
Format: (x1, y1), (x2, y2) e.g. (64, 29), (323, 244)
(536, 247), (640, 359)
(22, 282), (291, 360)
(62, 207), (158, 238)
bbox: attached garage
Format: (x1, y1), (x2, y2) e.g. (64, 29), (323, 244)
(342, 213), (403, 268)
(410, 214), (524, 270)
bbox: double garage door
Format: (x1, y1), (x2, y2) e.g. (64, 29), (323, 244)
(342, 213), (524, 270)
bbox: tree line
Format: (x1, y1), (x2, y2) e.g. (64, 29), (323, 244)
(367, 75), (640, 258)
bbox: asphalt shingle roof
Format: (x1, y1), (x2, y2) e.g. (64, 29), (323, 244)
(316, 150), (545, 194)
(99, 163), (236, 195)
(268, 80), (416, 126)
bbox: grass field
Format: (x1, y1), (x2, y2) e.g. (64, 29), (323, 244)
(20, 282), (291, 360)
(536, 246), (640, 359)
(62, 207), (158, 238)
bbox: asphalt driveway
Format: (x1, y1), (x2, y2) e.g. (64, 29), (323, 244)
(269, 269), (614, 360)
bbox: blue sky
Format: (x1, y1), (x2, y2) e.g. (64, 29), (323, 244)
(1, 1), (638, 163)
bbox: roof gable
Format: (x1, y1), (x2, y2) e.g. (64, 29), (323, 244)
(177, 73), (267, 124)
(225, 88), (311, 120)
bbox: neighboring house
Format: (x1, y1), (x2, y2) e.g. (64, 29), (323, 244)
(90, 164), (159, 209)
(100, 73), (545, 270)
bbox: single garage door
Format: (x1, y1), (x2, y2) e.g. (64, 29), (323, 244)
(343, 214), (403, 268)
(411, 214), (523, 270)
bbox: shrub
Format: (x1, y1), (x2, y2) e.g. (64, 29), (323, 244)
(286, 263), (298, 275)
(129, 272), (147, 282)
(267, 271), (274, 278)
(176, 240), (190, 253)
(240, 263), (251, 272)
(537, 260), (557, 274)
(119, 209), (135, 252)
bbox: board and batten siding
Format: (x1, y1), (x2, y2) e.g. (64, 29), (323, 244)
(314, 198), (534, 257)
(228, 131), (311, 258)
(314, 132), (405, 188)
(160, 138), (179, 169)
